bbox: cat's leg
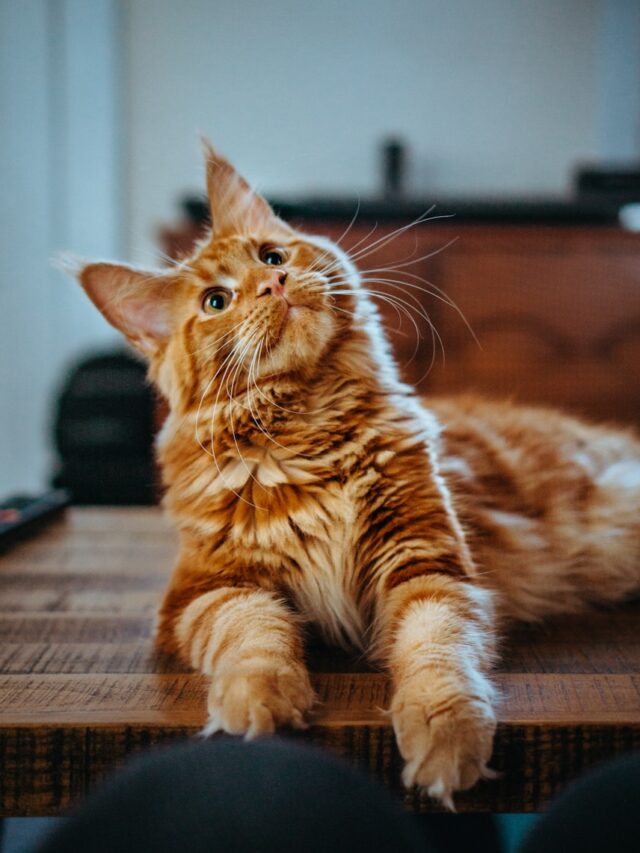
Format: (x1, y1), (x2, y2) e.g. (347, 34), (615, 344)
(374, 572), (498, 808)
(359, 451), (499, 806)
(158, 572), (315, 738)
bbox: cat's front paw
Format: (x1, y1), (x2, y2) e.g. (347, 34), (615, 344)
(391, 680), (497, 809)
(203, 660), (315, 738)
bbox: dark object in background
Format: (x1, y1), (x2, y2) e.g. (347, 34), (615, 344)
(381, 137), (407, 199)
(157, 193), (210, 261)
(574, 164), (640, 201)
(182, 195), (210, 227)
(0, 490), (70, 551)
(52, 351), (156, 505)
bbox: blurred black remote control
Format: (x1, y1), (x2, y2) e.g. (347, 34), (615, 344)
(0, 490), (70, 551)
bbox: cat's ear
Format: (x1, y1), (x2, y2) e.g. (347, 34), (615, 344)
(203, 139), (292, 238)
(77, 262), (176, 357)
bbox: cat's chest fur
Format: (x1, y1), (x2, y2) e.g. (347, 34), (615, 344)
(172, 436), (368, 647)
(234, 445), (366, 646)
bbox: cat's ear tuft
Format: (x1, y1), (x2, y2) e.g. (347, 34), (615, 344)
(202, 138), (292, 239)
(52, 251), (85, 278)
(77, 262), (176, 357)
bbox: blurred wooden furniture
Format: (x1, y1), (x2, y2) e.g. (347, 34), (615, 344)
(310, 222), (640, 425)
(1, 508), (639, 816)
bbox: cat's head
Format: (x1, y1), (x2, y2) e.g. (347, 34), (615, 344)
(75, 143), (371, 408)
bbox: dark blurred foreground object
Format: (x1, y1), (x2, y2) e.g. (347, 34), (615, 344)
(520, 752), (640, 853)
(52, 351), (155, 505)
(36, 738), (427, 853)
(35, 738), (640, 853)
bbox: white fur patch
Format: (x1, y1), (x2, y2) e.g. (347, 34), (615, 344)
(597, 460), (640, 491)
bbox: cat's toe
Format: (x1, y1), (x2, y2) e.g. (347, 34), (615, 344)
(205, 661), (315, 738)
(392, 690), (496, 806)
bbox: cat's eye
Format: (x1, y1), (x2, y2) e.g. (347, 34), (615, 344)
(202, 288), (232, 314)
(260, 247), (286, 266)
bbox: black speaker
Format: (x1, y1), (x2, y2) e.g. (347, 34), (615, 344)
(52, 350), (156, 505)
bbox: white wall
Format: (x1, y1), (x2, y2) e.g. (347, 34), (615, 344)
(0, 0), (54, 494)
(596, 0), (640, 159)
(122, 0), (638, 262)
(0, 0), (121, 494)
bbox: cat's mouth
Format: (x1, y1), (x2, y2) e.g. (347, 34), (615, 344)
(273, 295), (314, 322)
(263, 291), (322, 354)
(264, 300), (316, 353)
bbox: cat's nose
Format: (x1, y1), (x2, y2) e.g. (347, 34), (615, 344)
(256, 270), (287, 298)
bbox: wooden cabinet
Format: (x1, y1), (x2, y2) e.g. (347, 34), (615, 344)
(308, 222), (640, 425)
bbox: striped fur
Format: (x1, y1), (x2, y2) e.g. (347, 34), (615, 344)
(75, 143), (640, 805)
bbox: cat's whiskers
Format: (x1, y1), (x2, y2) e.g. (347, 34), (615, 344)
(299, 265), (444, 375)
(206, 329), (268, 511)
(314, 211), (457, 294)
(245, 340), (306, 459)
(303, 242), (466, 362)
(312, 210), (438, 279)
(192, 317), (259, 437)
(202, 320), (250, 351)
(187, 319), (251, 358)
(325, 285), (425, 344)
(339, 221), (381, 263)
(248, 344), (319, 460)
(247, 356), (329, 419)
(196, 335), (249, 458)
(357, 277), (452, 366)
(223, 330), (270, 504)
(309, 221), (387, 280)
(233, 331), (313, 485)
(327, 303), (362, 324)
(220, 331), (322, 454)
(323, 282), (442, 375)
(248, 317), (332, 418)
(304, 199), (362, 275)
(328, 272), (448, 344)
(194, 346), (238, 458)
(160, 250), (197, 273)
(357, 266), (479, 349)
(343, 210), (454, 267)
(192, 322), (268, 511)
(340, 277), (444, 351)
(365, 237), (459, 272)
(160, 327), (248, 443)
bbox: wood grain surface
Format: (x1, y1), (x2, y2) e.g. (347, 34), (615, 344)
(0, 508), (639, 815)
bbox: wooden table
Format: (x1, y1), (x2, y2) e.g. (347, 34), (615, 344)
(0, 508), (639, 816)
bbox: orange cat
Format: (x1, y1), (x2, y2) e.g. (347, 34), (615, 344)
(74, 143), (640, 807)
